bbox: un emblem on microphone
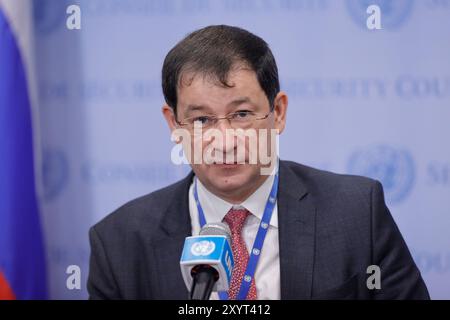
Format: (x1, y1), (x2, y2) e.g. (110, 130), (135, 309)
(346, 0), (415, 30)
(347, 145), (415, 204)
(191, 240), (216, 256)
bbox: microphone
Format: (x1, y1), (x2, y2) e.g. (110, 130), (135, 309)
(180, 222), (234, 300)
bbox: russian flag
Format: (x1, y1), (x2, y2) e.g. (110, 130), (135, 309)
(0, 0), (47, 299)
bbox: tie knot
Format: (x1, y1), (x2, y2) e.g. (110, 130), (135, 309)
(223, 208), (250, 234)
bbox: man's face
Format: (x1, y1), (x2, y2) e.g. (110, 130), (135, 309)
(163, 67), (287, 202)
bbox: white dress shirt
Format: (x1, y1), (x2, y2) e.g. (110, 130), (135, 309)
(188, 169), (281, 300)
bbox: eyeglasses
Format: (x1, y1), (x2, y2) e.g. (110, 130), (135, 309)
(175, 110), (273, 130)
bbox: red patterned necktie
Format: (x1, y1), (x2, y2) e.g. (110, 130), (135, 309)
(222, 208), (257, 300)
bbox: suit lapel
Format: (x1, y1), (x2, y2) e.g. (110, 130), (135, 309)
(278, 161), (316, 299)
(151, 172), (194, 299)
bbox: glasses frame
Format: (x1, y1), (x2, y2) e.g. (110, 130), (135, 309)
(175, 107), (274, 129)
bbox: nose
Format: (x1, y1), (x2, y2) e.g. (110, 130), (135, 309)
(212, 118), (236, 154)
(214, 117), (233, 131)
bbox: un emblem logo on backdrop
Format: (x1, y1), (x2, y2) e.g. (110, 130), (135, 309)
(347, 145), (415, 204)
(346, 0), (415, 30)
(42, 148), (69, 201)
(33, 0), (67, 34)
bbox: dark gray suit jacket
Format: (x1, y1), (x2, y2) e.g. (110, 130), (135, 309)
(87, 160), (429, 299)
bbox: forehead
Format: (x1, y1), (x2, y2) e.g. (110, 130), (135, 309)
(176, 68), (267, 113)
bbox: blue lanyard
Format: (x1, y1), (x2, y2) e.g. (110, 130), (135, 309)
(193, 172), (279, 300)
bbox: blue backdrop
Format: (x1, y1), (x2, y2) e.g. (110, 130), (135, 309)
(32, 0), (450, 299)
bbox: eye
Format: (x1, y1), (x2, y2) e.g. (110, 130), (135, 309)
(192, 116), (211, 125)
(233, 110), (253, 119)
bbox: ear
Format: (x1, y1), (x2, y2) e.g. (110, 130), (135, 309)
(162, 104), (178, 133)
(272, 91), (288, 134)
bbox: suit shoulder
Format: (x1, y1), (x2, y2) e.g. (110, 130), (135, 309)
(91, 174), (193, 236)
(282, 161), (383, 239)
(282, 160), (379, 199)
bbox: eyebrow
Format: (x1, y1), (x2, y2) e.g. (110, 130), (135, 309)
(183, 105), (211, 118)
(228, 97), (258, 110)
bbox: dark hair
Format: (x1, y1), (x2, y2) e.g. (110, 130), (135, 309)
(162, 25), (280, 114)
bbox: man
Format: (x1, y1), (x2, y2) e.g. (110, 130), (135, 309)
(87, 25), (429, 299)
